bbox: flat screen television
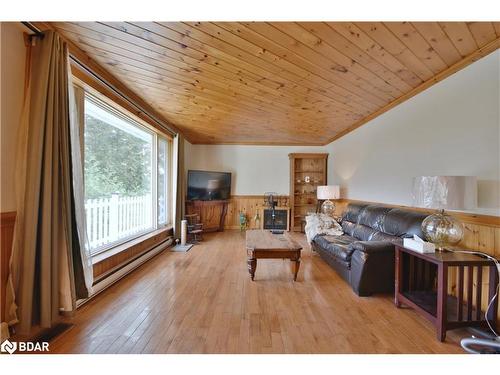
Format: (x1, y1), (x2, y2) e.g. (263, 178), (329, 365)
(187, 170), (231, 201)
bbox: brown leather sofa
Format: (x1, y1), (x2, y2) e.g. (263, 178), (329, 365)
(311, 203), (428, 296)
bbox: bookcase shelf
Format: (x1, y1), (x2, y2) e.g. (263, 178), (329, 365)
(289, 153), (328, 232)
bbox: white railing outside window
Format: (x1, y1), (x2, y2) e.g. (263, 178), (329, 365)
(85, 193), (153, 253)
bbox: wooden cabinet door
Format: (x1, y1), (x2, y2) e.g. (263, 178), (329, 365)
(185, 200), (228, 232)
(202, 203), (223, 231)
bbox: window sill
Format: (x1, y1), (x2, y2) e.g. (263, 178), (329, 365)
(91, 225), (173, 265)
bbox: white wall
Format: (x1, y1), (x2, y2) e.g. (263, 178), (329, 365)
(327, 50), (500, 216)
(187, 144), (331, 195)
(0, 23), (26, 212)
(187, 50), (500, 216)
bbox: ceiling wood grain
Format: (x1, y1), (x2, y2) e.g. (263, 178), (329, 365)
(51, 22), (500, 145)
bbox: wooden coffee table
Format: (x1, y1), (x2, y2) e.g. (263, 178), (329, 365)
(245, 229), (302, 281)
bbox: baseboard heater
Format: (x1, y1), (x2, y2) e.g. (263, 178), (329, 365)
(76, 237), (173, 308)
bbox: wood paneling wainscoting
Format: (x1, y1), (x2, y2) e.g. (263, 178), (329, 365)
(92, 227), (173, 281)
(224, 195), (290, 230)
(1, 212), (16, 323)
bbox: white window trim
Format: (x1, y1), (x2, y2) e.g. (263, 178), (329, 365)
(83, 92), (172, 258)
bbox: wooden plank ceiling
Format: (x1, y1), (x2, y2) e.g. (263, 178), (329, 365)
(51, 22), (500, 145)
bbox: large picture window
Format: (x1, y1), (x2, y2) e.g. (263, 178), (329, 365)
(83, 94), (171, 255)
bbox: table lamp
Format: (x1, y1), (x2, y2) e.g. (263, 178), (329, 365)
(412, 176), (477, 251)
(317, 185), (340, 216)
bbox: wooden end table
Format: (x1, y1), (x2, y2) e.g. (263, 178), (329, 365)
(246, 229), (302, 281)
(395, 245), (498, 341)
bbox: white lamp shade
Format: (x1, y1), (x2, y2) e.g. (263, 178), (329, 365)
(317, 185), (340, 200)
(412, 176), (477, 210)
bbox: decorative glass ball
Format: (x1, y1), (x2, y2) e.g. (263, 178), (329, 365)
(421, 210), (464, 250)
(321, 200), (335, 217)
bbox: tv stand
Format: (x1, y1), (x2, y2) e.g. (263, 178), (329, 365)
(185, 200), (229, 232)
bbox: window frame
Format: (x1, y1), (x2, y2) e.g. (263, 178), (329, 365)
(82, 90), (173, 257)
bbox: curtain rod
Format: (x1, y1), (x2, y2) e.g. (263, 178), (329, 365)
(21, 21), (44, 39)
(20, 22), (177, 137)
(70, 56), (177, 137)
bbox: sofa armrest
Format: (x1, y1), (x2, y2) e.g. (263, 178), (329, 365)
(349, 241), (396, 296)
(349, 241), (396, 254)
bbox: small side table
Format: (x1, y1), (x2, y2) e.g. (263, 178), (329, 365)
(395, 245), (498, 342)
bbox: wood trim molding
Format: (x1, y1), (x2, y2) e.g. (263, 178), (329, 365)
(288, 153), (329, 159)
(325, 37), (500, 145)
(91, 226), (173, 264)
(335, 198), (500, 228)
(1, 211), (16, 322)
(71, 72), (173, 141)
(193, 141), (326, 146)
(1, 211), (16, 223)
(230, 194), (289, 199)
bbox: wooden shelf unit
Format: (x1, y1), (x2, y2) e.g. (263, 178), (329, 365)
(289, 153), (328, 232)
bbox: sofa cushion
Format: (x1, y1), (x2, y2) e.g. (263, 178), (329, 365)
(313, 234), (357, 262)
(342, 203), (369, 223)
(352, 224), (378, 241)
(369, 231), (402, 244)
(382, 208), (428, 238)
(341, 220), (356, 236)
(357, 205), (392, 231)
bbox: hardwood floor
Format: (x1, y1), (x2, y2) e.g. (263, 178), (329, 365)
(49, 230), (466, 353)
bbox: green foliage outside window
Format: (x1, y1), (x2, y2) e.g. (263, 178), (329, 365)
(84, 114), (152, 199)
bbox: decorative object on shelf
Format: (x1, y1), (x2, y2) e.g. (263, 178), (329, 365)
(239, 212), (248, 231)
(412, 176), (477, 251)
(253, 212), (261, 229)
(304, 176), (310, 183)
(317, 185), (340, 216)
